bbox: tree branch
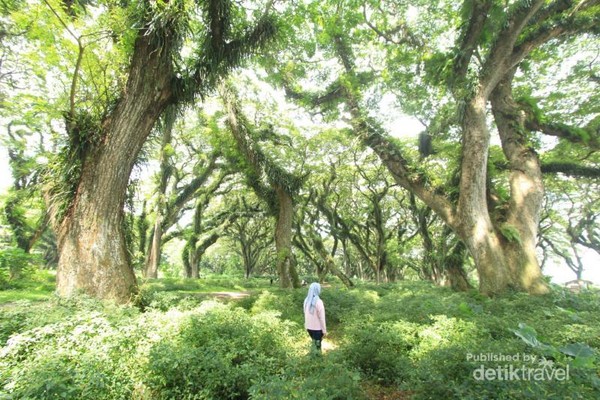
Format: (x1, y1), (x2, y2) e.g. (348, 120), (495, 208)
(541, 162), (600, 178)
(362, 3), (422, 47)
(510, 0), (600, 69)
(480, 0), (545, 96)
(452, 0), (494, 85)
(527, 119), (599, 150)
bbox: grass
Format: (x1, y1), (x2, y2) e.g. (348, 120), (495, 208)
(139, 274), (273, 293)
(0, 270), (55, 303)
(0, 272), (275, 306)
(0, 288), (53, 303)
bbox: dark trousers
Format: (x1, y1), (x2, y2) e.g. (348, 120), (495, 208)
(307, 329), (323, 350)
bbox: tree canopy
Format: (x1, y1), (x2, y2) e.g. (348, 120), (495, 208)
(0, 0), (598, 302)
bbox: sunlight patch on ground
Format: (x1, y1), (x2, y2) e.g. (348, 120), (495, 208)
(206, 291), (251, 299)
(301, 336), (338, 356)
(322, 338), (337, 352)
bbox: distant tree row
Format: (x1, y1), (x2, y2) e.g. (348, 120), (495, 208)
(0, 0), (598, 302)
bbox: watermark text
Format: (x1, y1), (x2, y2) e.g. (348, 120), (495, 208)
(466, 353), (569, 381)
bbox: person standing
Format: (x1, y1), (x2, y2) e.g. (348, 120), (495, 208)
(303, 282), (327, 353)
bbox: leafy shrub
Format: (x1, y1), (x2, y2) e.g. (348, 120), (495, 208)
(410, 315), (487, 359)
(249, 355), (365, 399)
(0, 312), (136, 399)
(0, 308), (27, 345)
(144, 304), (304, 399)
(250, 289), (305, 325)
(340, 320), (419, 384)
(0, 247), (38, 288)
(248, 285), (379, 330)
(336, 283), (600, 400)
(408, 335), (600, 400)
(138, 289), (202, 311)
(2, 279), (599, 400)
(369, 284), (469, 324)
(404, 306), (600, 400)
(320, 287), (379, 326)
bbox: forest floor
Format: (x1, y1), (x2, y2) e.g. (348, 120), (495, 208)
(2, 272), (599, 400)
(364, 386), (412, 398)
(361, 384), (414, 400)
(203, 290), (252, 299)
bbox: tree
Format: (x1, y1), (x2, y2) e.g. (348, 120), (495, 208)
(221, 84), (303, 288)
(2, 124), (48, 253)
(408, 193), (473, 291)
(0, 2), (56, 258)
(539, 175), (599, 281)
(181, 173), (235, 278)
(144, 109), (176, 279)
(294, 130), (411, 284)
(268, 0), (599, 295)
(2, 0), (597, 296)
(226, 197), (273, 279)
(143, 109), (228, 278)
(10, 0), (278, 302)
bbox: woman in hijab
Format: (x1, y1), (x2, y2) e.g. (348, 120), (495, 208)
(303, 282), (327, 353)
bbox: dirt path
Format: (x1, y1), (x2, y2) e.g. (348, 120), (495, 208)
(205, 291), (251, 299)
(362, 384), (414, 400)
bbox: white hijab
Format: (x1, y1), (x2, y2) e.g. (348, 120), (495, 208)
(304, 282), (321, 315)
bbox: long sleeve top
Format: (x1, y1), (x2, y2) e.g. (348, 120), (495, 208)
(304, 298), (327, 334)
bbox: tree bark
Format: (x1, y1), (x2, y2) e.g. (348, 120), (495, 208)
(274, 186), (293, 288)
(456, 94), (513, 295)
(144, 115), (174, 278)
(54, 31), (174, 302)
(444, 239), (472, 292)
(47, 1), (277, 302)
(222, 87), (300, 288)
(453, 0), (548, 295)
(490, 73), (548, 294)
(144, 218), (162, 279)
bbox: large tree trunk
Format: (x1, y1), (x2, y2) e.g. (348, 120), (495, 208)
(144, 219), (162, 278)
(444, 239), (472, 292)
(222, 87), (300, 288)
(453, 1), (549, 295)
(459, 91), (549, 295)
(490, 73), (548, 294)
(144, 115), (174, 278)
(457, 95), (513, 295)
(274, 186), (294, 288)
(54, 32), (174, 303)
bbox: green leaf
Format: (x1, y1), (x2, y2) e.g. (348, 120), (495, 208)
(559, 343), (596, 358)
(458, 301), (473, 316)
(499, 224), (522, 244)
(512, 322), (542, 347)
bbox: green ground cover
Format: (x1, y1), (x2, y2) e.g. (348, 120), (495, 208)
(1, 275), (599, 399)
